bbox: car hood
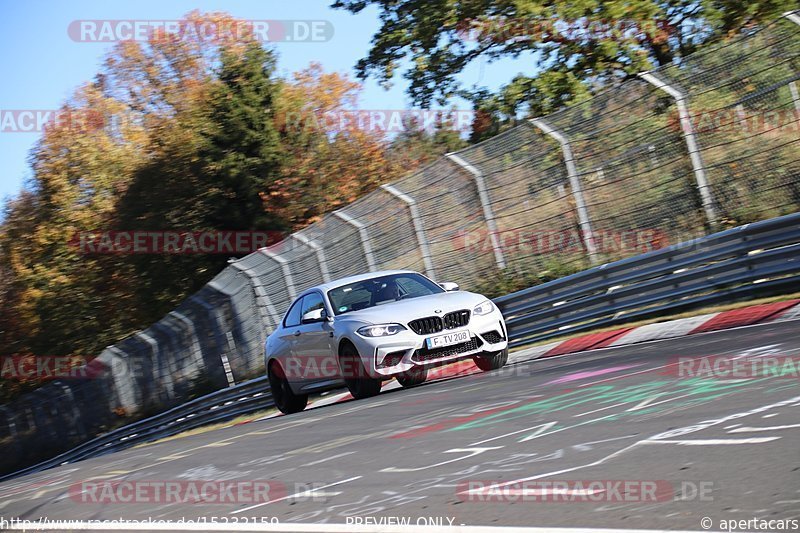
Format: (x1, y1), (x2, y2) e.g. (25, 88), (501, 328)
(334, 291), (490, 326)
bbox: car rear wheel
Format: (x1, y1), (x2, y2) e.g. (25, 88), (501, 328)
(268, 360), (308, 414)
(340, 342), (382, 399)
(396, 365), (427, 388)
(473, 348), (508, 371)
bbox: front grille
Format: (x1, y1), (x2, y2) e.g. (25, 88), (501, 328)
(443, 310), (470, 329)
(412, 337), (483, 363)
(408, 310), (471, 335)
(408, 316), (443, 335)
(481, 331), (504, 344)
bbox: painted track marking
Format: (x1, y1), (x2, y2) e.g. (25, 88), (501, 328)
(230, 476), (362, 514)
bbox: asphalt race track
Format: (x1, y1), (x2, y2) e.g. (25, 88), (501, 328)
(1, 320), (799, 532)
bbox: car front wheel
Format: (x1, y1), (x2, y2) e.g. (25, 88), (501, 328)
(268, 360), (308, 414)
(340, 342), (382, 399)
(473, 348), (508, 371)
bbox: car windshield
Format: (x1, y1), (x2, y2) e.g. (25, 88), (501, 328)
(327, 273), (445, 315)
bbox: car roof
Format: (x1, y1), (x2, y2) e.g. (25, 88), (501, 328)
(300, 270), (421, 297)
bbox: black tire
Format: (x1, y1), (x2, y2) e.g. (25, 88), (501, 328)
(473, 348), (508, 372)
(268, 360), (308, 414)
(396, 365), (428, 388)
(339, 342), (382, 399)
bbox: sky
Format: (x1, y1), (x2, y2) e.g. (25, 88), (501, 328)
(0, 0), (532, 205)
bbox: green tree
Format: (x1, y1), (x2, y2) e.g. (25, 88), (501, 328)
(201, 43), (285, 231)
(332, 0), (795, 121)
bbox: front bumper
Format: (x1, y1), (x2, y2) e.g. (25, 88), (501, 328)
(349, 309), (508, 378)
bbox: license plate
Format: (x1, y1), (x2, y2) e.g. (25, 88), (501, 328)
(426, 330), (470, 349)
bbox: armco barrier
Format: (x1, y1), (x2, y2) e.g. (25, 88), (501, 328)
(1, 377), (272, 482)
(496, 212), (800, 347)
(2, 212), (799, 481)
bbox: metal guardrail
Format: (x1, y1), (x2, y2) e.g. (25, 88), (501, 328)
(0, 377), (271, 482)
(3, 213), (800, 481)
(495, 212), (800, 348)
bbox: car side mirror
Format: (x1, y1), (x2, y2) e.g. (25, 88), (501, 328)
(301, 308), (325, 324)
(439, 282), (460, 292)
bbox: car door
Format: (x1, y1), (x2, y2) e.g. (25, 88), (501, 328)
(292, 291), (337, 388)
(274, 296), (305, 383)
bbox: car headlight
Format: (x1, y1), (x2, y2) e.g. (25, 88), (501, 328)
(473, 300), (495, 316)
(357, 323), (407, 337)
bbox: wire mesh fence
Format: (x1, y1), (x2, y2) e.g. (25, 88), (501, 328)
(2, 12), (799, 476)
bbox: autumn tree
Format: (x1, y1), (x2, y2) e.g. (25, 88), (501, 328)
(271, 63), (411, 227)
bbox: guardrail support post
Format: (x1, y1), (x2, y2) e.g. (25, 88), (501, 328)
(291, 233), (332, 282)
(380, 184), (437, 279)
(446, 153), (506, 269)
(260, 248), (297, 300)
(529, 118), (599, 264)
(638, 71), (718, 227)
(333, 210), (378, 271)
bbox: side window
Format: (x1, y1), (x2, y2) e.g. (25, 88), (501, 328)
(300, 292), (325, 323)
(283, 297), (305, 328)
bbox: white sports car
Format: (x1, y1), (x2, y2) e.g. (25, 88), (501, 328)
(265, 270), (508, 414)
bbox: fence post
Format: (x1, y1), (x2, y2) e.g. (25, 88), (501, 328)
(291, 233), (332, 282)
(136, 331), (174, 401)
(260, 248), (297, 300)
(99, 345), (138, 414)
(228, 261), (282, 331)
(789, 82), (800, 114)
(446, 153), (506, 269)
(333, 210), (378, 271)
(169, 310), (206, 377)
(785, 12), (800, 114)
(157, 323), (184, 392)
(57, 382), (87, 441)
(189, 295), (236, 387)
(638, 71), (718, 227)
(529, 118), (600, 264)
(380, 184), (437, 279)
